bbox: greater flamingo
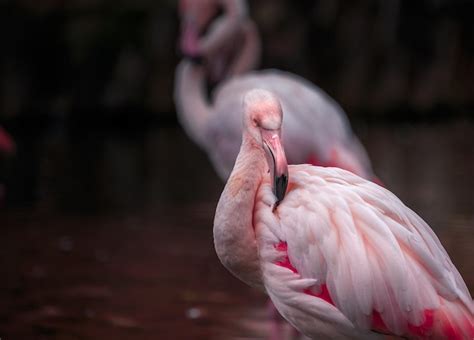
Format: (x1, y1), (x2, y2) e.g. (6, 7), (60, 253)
(175, 1), (376, 182)
(0, 126), (14, 205)
(0, 126), (14, 156)
(213, 89), (473, 339)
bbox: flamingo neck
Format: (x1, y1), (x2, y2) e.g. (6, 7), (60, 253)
(199, 1), (260, 81)
(199, 0), (248, 56)
(213, 135), (266, 289)
(225, 20), (261, 77)
(174, 60), (211, 149)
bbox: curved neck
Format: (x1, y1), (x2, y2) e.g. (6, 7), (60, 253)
(174, 60), (211, 149)
(213, 135), (266, 289)
(226, 20), (261, 77)
(199, 0), (248, 56)
(199, 2), (261, 80)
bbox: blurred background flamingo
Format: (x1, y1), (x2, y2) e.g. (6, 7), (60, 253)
(0, 126), (15, 156)
(0, 126), (15, 205)
(214, 89), (473, 339)
(175, 0), (378, 183)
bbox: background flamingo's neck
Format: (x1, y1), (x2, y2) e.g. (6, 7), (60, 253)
(198, 2), (261, 82)
(225, 20), (261, 78)
(198, 0), (248, 57)
(174, 60), (211, 149)
(213, 136), (266, 289)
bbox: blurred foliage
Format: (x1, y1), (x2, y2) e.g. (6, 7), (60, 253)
(0, 0), (472, 122)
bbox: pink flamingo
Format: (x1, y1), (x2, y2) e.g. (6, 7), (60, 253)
(177, 3), (380, 337)
(175, 0), (377, 183)
(0, 126), (15, 205)
(213, 89), (473, 339)
(0, 126), (14, 156)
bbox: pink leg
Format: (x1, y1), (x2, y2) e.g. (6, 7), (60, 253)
(267, 299), (284, 340)
(267, 299), (301, 340)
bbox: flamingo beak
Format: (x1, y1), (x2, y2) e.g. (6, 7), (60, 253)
(262, 130), (288, 205)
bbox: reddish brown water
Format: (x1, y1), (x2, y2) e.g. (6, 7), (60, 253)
(0, 121), (473, 339)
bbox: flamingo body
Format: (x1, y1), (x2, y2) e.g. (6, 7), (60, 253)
(254, 165), (473, 339)
(213, 89), (473, 340)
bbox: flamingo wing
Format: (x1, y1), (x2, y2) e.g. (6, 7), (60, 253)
(254, 165), (473, 339)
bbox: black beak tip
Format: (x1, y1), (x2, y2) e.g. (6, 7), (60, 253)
(275, 173), (288, 204)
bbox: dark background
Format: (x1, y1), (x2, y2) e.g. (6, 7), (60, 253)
(0, 1), (473, 339)
(0, 0), (473, 125)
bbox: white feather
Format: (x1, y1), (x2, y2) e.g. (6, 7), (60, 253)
(255, 165), (473, 338)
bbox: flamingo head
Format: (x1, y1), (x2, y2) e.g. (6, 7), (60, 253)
(243, 89), (288, 204)
(178, 0), (220, 59)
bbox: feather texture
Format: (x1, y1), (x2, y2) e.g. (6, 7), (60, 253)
(255, 165), (473, 339)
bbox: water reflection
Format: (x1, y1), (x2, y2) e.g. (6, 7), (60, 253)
(0, 120), (472, 339)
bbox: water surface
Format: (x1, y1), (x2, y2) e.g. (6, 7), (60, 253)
(0, 121), (472, 339)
